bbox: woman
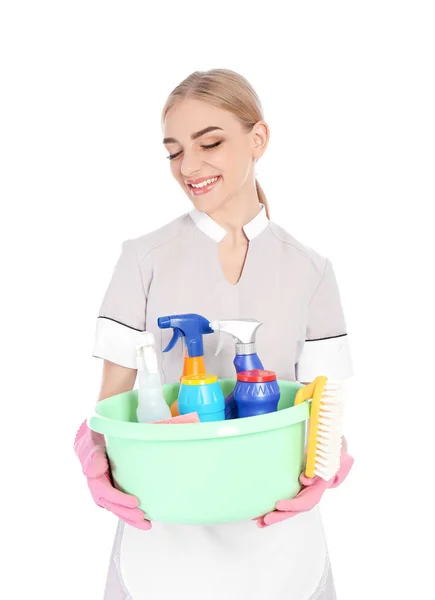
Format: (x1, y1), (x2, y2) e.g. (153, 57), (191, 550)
(75, 68), (354, 600)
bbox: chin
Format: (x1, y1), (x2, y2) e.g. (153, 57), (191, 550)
(189, 194), (226, 215)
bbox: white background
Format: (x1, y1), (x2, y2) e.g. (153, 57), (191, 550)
(1, 1), (434, 598)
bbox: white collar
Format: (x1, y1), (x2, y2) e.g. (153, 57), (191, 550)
(189, 204), (269, 242)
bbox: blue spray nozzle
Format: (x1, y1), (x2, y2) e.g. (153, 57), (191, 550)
(157, 313), (214, 357)
(157, 316), (171, 329)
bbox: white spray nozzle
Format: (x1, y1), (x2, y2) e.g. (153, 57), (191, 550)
(210, 320), (225, 357)
(136, 331), (156, 350)
(209, 319), (262, 356)
(136, 332), (158, 374)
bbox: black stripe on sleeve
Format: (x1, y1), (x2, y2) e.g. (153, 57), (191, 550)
(97, 316), (146, 333)
(305, 333), (347, 342)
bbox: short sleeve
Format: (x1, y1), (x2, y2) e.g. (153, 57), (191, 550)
(92, 239), (151, 369)
(296, 258), (354, 382)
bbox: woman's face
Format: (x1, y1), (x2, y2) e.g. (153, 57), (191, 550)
(163, 98), (267, 214)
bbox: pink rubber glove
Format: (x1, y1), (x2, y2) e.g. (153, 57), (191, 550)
(74, 420), (151, 530)
(256, 449), (354, 528)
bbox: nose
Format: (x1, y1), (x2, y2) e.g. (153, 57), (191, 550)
(180, 150), (203, 177)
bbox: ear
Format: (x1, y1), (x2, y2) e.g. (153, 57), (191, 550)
(252, 121), (270, 159)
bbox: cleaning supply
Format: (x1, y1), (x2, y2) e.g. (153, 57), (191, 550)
(158, 313), (214, 418)
(254, 377), (351, 528)
(178, 374), (225, 422)
(152, 412), (200, 424)
(89, 378), (309, 525)
(136, 332), (172, 423)
(158, 313), (214, 378)
(209, 318), (264, 419)
(170, 401), (180, 417)
(233, 369), (281, 418)
(294, 376), (344, 480)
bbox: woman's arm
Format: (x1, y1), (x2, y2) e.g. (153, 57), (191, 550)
(98, 360), (137, 402)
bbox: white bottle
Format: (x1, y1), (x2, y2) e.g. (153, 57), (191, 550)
(136, 332), (171, 423)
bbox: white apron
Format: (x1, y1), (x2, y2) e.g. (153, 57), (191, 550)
(103, 507), (334, 600)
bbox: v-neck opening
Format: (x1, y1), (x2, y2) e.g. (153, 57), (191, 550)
(221, 245), (248, 287)
(217, 235), (251, 287)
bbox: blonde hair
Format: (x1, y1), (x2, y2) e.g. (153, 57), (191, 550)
(161, 69), (270, 219)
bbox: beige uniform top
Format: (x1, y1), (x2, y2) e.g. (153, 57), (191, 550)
(93, 204), (353, 600)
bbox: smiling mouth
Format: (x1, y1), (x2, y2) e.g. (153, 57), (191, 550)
(188, 176), (220, 188)
(187, 176), (221, 195)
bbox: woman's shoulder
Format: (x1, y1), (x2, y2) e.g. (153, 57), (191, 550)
(268, 220), (327, 276)
(123, 212), (191, 260)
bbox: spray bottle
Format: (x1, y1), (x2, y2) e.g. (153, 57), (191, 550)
(158, 313), (214, 415)
(209, 319), (264, 419)
(136, 332), (172, 423)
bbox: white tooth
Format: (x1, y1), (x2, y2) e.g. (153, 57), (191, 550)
(191, 177), (218, 188)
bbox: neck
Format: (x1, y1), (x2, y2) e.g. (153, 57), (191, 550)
(208, 188), (262, 242)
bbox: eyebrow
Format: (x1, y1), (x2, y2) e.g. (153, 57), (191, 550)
(163, 126), (224, 145)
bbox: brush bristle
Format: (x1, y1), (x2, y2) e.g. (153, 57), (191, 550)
(313, 382), (344, 481)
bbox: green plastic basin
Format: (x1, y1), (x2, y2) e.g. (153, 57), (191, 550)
(89, 379), (309, 525)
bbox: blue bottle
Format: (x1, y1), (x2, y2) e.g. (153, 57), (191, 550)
(178, 374), (225, 422)
(157, 313), (214, 380)
(209, 319), (264, 420)
(234, 369), (281, 418)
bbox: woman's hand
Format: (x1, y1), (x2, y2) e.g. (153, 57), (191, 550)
(255, 449), (354, 528)
(74, 421), (151, 530)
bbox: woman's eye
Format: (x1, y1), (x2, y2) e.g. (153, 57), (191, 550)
(167, 151), (182, 160)
(202, 141), (222, 150)
(167, 141), (222, 160)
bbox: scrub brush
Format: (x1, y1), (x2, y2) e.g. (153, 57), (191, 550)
(294, 376), (344, 481)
